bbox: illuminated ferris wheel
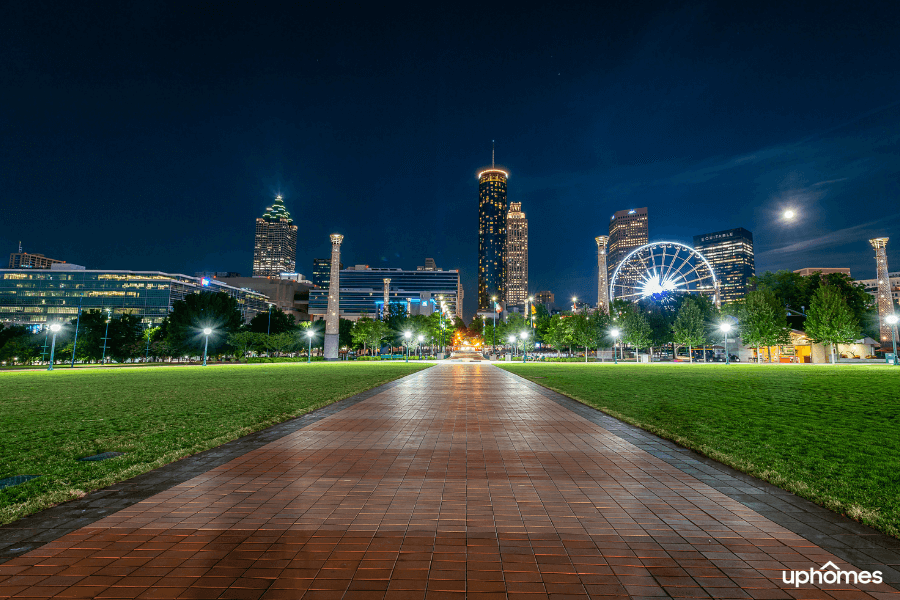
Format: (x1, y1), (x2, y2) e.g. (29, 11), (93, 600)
(609, 242), (719, 305)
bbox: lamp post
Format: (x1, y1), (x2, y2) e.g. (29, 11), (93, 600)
(144, 323), (152, 362)
(572, 296), (577, 313)
(719, 323), (732, 365)
(887, 314), (899, 366)
(520, 331), (528, 363)
(491, 295), (497, 355)
(202, 327), (212, 366)
(528, 296), (535, 332)
(101, 309), (111, 364)
(417, 334), (424, 359)
(70, 294), (83, 368)
(508, 334), (516, 357)
(306, 329), (315, 363)
(47, 323), (61, 371)
(610, 328), (620, 365)
(404, 331), (411, 362)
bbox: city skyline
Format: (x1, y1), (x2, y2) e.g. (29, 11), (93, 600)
(3, 3), (900, 320)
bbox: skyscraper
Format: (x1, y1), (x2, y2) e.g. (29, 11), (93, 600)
(693, 228), (756, 303)
(607, 207), (648, 283)
(477, 159), (508, 311)
(506, 202), (528, 307)
(312, 258), (343, 288)
(252, 195), (297, 277)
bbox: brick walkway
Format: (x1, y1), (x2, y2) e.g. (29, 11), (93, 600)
(1, 364), (897, 599)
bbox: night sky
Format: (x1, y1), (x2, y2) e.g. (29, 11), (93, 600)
(3, 2), (900, 319)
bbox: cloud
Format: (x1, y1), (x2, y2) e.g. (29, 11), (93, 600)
(756, 213), (900, 257)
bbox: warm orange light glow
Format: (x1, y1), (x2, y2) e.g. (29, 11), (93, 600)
(477, 168), (509, 179)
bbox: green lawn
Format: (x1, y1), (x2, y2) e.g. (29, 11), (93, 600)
(499, 363), (900, 539)
(0, 362), (429, 525)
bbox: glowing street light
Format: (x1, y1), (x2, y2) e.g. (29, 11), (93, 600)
(886, 314), (899, 366)
(520, 330), (529, 363)
(508, 334), (516, 357)
(47, 323), (62, 371)
(609, 328), (620, 365)
(404, 331), (412, 363)
(202, 327), (213, 366)
(719, 322), (733, 365)
(417, 334), (424, 359)
(306, 329), (315, 363)
(101, 308), (112, 364)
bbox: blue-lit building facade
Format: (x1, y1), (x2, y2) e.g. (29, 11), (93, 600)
(478, 168), (508, 311)
(0, 269), (270, 326)
(692, 228), (756, 303)
(309, 267), (461, 321)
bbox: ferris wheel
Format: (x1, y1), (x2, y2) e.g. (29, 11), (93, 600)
(609, 242), (719, 305)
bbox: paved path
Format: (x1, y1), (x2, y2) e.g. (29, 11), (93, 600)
(1, 364), (897, 599)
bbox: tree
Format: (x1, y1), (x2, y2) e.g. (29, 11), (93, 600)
(227, 331), (257, 360)
(672, 298), (707, 362)
(570, 313), (594, 362)
(108, 314), (144, 362)
(269, 331), (298, 356)
(623, 310), (652, 356)
(543, 314), (575, 356)
(165, 291), (245, 356)
(805, 285), (861, 363)
(741, 287), (790, 362)
(248, 307), (297, 334)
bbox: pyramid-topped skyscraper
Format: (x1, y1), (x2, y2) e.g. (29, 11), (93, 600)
(253, 194), (298, 277)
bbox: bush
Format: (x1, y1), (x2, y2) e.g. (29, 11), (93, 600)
(245, 356), (326, 363)
(356, 356), (380, 361)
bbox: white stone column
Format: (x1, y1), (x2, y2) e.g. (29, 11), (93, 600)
(595, 236), (610, 313)
(870, 237), (892, 346)
(382, 278), (391, 320)
(324, 234), (343, 360)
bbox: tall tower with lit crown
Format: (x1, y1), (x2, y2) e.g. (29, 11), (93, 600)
(477, 145), (508, 311)
(870, 237), (893, 345)
(595, 236), (609, 313)
(506, 202), (528, 307)
(253, 195), (297, 277)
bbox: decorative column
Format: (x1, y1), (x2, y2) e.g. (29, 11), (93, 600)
(324, 234), (343, 360)
(382, 278), (391, 320)
(595, 236), (610, 313)
(870, 238), (893, 346)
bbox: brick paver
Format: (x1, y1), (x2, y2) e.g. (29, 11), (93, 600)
(1, 364), (897, 599)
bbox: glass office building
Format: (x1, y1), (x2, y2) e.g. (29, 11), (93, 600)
(0, 269), (269, 326)
(309, 267), (461, 321)
(693, 228), (756, 303)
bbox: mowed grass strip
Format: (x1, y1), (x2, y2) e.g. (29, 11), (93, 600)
(0, 362), (429, 525)
(499, 363), (900, 539)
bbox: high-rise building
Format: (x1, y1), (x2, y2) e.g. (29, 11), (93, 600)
(535, 290), (554, 309)
(252, 195), (298, 278)
(607, 208), (648, 283)
(312, 258), (343, 288)
(477, 160), (508, 311)
(417, 258), (438, 271)
(693, 228), (756, 303)
(505, 202), (528, 307)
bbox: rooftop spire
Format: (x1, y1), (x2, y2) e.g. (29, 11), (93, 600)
(492, 140), (495, 168)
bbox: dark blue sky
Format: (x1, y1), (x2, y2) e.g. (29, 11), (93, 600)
(3, 2), (899, 319)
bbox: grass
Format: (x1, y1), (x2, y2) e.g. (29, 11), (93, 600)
(498, 363), (900, 539)
(0, 362), (429, 525)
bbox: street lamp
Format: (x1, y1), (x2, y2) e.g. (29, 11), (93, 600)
(508, 334), (516, 357)
(886, 314), (899, 366)
(47, 323), (62, 371)
(101, 309), (112, 364)
(202, 327), (212, 366)
(528, 296), (535, 331)
(417, 334), (424, 359)
(306, 329), (315, 363)
(145, 323), (153, 362)
(520, 330), (529, 363)
(719, 323), (732, 365)
(491, 295), (498, 355)
(404, 331), (411, 362)
(610, 328), (620, 365)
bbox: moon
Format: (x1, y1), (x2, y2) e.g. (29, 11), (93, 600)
(783, 209), (796, 220)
